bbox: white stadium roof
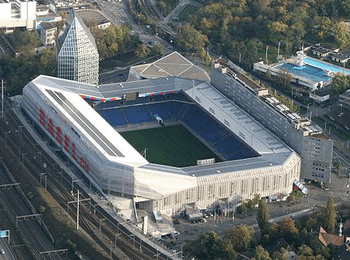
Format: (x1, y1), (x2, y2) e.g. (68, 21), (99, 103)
(27, 74), (295, 178)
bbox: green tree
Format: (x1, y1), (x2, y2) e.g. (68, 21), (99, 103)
(225, 224), (254, 251)
(151, 43), (165, 58)
(257, 199), (270, 233)
(12, 30), (41, 54)
(316, 16), (332, 40)
(271, 247), (288, 260)
(134, 43), (151, 59)
(332, 73), (349, 94)
(297, 244), (314, 257)
(324, 196), (336, 233)
(252, 245), (271, 260)
(333, 21), (350, 49)
(175, 23), (208, 55)
(39, 48), (56, 75)
(186, 231), (237, 260)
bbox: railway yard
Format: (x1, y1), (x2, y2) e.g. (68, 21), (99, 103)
(0, 98), (178, 259)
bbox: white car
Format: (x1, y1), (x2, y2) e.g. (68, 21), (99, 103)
(1, 249), (5, 255)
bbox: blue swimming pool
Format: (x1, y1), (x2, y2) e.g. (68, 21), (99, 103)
(276, 62), (332, 83)
(304, 57), (350, 75)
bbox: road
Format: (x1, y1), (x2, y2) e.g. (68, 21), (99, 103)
(95, 0), (132, 25)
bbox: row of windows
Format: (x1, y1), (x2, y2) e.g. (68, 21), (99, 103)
(158, 174), (292, 209)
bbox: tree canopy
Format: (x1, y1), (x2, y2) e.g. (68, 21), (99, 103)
(186, 231), (237, 260)
(225, 224), (254, 252)
(324, 196), (336, 233)
(91, 24), (139, 59)
(257, 199), (270, 233)
(183, 0), (350, 67)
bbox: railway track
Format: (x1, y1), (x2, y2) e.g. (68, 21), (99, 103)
(137, 0), (176, 37)
(0, 101), (175, 260)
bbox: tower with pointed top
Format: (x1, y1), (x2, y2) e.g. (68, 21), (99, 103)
(56, 9), (99, 85)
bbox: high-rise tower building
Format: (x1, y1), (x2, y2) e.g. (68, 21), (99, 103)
(56, 9), (99, 85)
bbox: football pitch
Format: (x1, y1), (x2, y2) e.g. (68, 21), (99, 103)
(120, 125), (222, 167)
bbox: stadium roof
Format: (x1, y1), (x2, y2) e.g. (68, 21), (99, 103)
(128, 52), (211, 82)
(28, 73), (296, 179)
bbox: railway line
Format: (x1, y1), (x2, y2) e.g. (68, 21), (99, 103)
(137, 0), (176, 37)
(0, 164), (63, 260)
(0, 99), (177, 259)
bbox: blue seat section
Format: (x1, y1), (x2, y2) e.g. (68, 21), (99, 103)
(95, 100), (121, 110)
(123, 106), (154, 124)
(152, 95), (166, 102)
(98, 109), (127, 126)
(180, 104), (258, 160)
(171, 93), (187, 101)
(166, 102), (186, 119)
(182, 105), (212, 132)
(216, 137), (242, 157)
(200, 124), (224, 144)
(149, 103), (172, 121)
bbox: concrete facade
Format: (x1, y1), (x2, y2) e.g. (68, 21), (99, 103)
(0, 0), (36, 32)
(211, 63), (333, 183)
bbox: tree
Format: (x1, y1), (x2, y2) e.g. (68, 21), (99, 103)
(175, 23), (208, 55)
(225, 224), (254, 251)
(151, 43), (165, 57)
(186, 231), (237, 260)
(278, 218), (299, 243)
(333, 21), (350, 49)
(134, 43), (151, 59)
(257, 199), (270, 232)
(324, 196), (336, 233)
(39, 48), (56, 75)
(252, 245), (271, 260)
(297, 244), (314, 257)
(332, 73), (349, 95)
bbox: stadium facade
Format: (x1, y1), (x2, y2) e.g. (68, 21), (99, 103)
(211, 63), (333, 184)
(21, 71), (303, 217)
(56, 9), (99, 85)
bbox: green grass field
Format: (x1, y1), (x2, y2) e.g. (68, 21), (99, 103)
(120, 125), (222, 167)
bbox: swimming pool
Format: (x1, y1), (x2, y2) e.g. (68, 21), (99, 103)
(276, 62), (332, 83)
(304, 57), (350, 75)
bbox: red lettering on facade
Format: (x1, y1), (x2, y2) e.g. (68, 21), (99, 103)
(56, 127), (62, 144)
(39, 108), (46, 127)
(72, 143), (77, 161)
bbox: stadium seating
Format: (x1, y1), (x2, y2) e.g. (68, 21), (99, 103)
(95, 100), (121, 110)
(152, 95), (167, 102)
(123, 106), (154, 124)
(166, 102), (187, 119)
(98, 109), (127, 126)
(148, 103), (172, 121)
(95, 92), (258, 161)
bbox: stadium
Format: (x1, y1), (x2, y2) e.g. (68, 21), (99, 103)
(21, 58), (301, 219)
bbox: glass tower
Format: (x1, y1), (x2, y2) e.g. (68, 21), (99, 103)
(57, 10), (99, 85)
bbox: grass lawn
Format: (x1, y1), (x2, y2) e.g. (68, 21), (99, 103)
(120, 125), (222, 167)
